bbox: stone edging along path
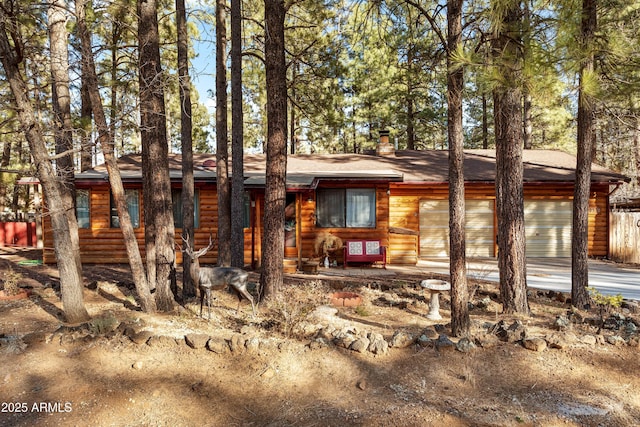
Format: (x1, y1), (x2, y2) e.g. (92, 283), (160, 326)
(26, 305), (638, 360)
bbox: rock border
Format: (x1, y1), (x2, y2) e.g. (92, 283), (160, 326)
(23, 307), (639, 360)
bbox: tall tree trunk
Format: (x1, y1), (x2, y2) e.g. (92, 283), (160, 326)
(290, 62), (297, 155)
(49, 0), (83, 285)
(0, 12), (90, 323)
(0, 142), (9, 171)
(572, 0), (597, 309)
(492, 0), (529, 315)
(76, 0), (156, 312)
(447, 0), (469, 337)
(138, 0), (176, 311)
(78, 0), (93, 173)
(176, 0), (196, 298)
(80, 73), (93, 171)
(522, 0), (533, 150)
(217, 0), (231, 267)
(109, 19), (120, 145)
(49, 0), (75, 198)
(231, 0), (245, 268)
(352, 106), (357, 153)
(482, 93), (489, 149)
(260, 0), (287, 298)
(1, 133), (12, 213)
(634, 116), (640, 187)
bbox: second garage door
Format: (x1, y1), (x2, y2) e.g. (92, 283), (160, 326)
(524, 200), (573, 257)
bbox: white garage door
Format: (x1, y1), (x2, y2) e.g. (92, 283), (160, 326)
(465, 200), (495, 257)
(524, 200), (572, 257)
(419, 199), (495, 257)
(419, 200), (449, 257)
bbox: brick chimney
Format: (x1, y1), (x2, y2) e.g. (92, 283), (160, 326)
(376, 129), (395, 156)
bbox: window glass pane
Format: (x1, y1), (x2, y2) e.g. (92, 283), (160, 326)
(316, 189), (345, 227)
(126, 190), (140, 228)
(172, 189), (183, 228)
(109, 192), (118, 228)
(346, 188), (376, 227)
(111, 189), (140, 228)
(76, 189), (90, 229)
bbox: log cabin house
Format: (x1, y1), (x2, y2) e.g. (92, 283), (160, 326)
(42, 137), (629, 269)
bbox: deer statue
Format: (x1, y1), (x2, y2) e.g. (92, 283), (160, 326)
(181, 234), (256, 319)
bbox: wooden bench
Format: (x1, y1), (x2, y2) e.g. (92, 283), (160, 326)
(343, 240), (387, 269)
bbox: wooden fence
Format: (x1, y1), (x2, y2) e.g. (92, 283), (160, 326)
(610, 211), (640, 264)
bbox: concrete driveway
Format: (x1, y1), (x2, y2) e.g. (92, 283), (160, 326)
(413, 258), (640, 301)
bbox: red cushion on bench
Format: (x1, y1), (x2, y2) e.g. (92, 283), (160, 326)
(343, 240), (386, 268)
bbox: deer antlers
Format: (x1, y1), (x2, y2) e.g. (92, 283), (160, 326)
(181, 232), (217, 259)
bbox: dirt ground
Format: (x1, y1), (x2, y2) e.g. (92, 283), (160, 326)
(1, 247), (639, 427)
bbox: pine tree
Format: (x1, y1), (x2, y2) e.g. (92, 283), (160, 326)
(216, 0), (232, 266)
(260, 0), (287, 298)
(491, 0), (529, 314)
(176, 0), (196, 298)
(0, 5), (90, 323)
(76, 0), (156, 313)
(138, 0), (177, 311)
(447, 0), (470, 336)
(230, 0), (245, 268)
(572, 0), (597, 309)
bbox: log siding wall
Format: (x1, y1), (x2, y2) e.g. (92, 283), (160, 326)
(43, 181), (612, 266)
(44, 183), (228, 266)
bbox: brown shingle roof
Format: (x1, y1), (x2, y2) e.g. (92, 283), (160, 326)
(79, 149), (629, 186)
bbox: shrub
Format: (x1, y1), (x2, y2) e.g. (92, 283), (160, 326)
(88, 315), (119, 335)
(587, 287), (624, 333)
(2, 268), (22, 296)
(264, 280), (324, 338)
